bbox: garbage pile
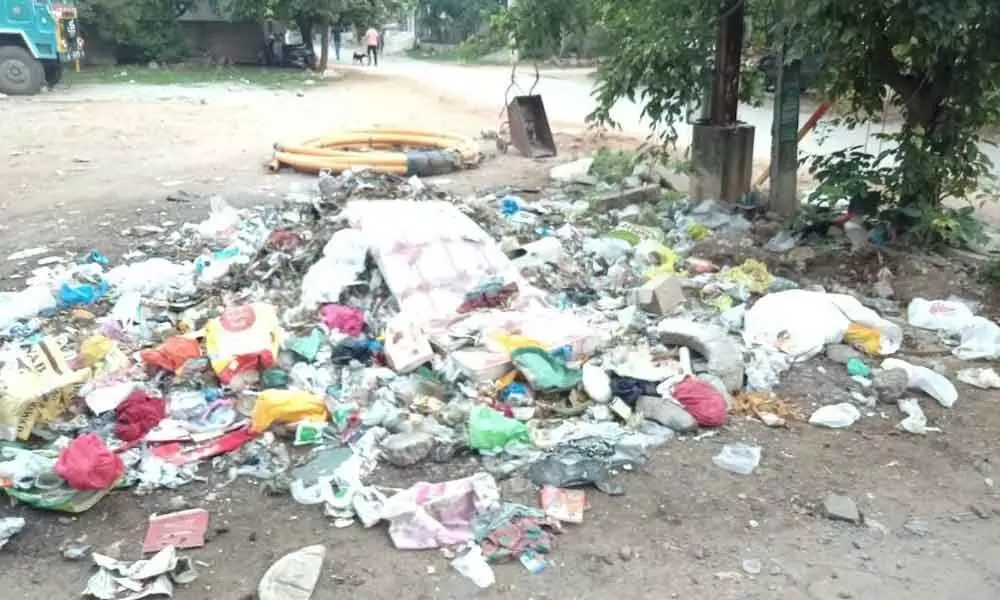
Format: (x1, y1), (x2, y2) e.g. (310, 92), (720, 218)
(1, 164), (996, 592)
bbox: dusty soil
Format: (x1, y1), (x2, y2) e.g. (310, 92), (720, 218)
(2, 68), (1000, 600)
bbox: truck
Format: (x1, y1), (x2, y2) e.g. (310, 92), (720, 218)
(0, 0), (81, 95)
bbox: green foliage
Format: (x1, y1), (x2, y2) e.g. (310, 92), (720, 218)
(416, 0), (499, 45)
(589, 147), (636, 184)
(77, 0), (192, 63)
(500, 0), (1000, 248)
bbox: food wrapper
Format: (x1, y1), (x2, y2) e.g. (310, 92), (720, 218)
(204, 303), (281, 385)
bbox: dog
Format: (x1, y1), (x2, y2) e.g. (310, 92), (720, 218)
(352, 51), (366, 65)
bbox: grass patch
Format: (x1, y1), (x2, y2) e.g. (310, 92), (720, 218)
(67, 65), (330, 89)
(405, 46), (504, 65)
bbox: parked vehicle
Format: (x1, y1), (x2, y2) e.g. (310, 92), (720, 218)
(0, 0), (81, 95)
(263, 31), (315, 70)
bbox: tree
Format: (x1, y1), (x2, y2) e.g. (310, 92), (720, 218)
(229, 0), (404, 70)
(497, 0), (1000, 245)
(77, 0), (195, 63)
(415, 0), (499, 45)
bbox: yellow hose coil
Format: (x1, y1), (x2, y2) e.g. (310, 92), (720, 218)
(270, 128), (482, 176)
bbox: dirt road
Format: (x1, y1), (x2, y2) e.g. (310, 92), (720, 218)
(1, 65), (1000, 600)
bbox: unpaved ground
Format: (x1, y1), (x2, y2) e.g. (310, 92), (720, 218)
(2, 67), (1000, 600)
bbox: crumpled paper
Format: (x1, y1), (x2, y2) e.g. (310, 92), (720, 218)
(83, 546), (197, 600)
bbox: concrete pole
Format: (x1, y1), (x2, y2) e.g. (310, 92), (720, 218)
(710, 0), (745, 126)
(769, 0), (801, 216)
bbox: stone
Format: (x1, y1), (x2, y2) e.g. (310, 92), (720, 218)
(380, 432), (434, 467)
(872, 279), (894, 299)
(632, 275), (685, 315)
(873, 369), (909, 402)
(258, 545), (325, 600)
(550, 158), (595, 184)
(825, 344), (862, 365)
(902, 517), (930, 537)
(742, 558), (762, 575)
(969, 503), (992, 520)
(656, 318), (745, 392)
(636, 396), (697, 433)
(618, 546), (634, 561)
(823, 494), (861, 524)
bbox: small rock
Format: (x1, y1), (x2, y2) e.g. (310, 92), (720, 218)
(873, 369), (909, 402)
(969, 503), (992, 519)
(826, 344), (862, 364)
(742, 558), (762, 575)
(380, 432), (434, 467)
(902, 517), (930, 537)
(872, 279), (894, 299)
(838, 592), (854, 599)
(769, 565), (782, 576)
(618, 546), (634, 561)
(690, 546), (709, 560)
(823, 494), (861, 524)
(636, 396), (697, 432)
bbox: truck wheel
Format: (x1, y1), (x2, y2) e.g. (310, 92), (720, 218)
(0, 45), (45, 95)
(44, 61), (63, 87)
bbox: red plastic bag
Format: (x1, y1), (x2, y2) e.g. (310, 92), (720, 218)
(54, 434), (125, 490)
(140, 337), (202, 372)
(672, 377), (728, 427)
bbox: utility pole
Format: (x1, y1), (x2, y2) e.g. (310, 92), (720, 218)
(710, 0), (745, 126)
(689, 0), (754, 204)
(769, 0), (800, 216)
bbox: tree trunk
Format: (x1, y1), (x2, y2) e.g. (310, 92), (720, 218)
(318, 22), (330, 71)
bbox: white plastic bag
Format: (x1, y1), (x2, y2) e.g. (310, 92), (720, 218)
(956, 367), (1000, 389)
(896, 398), (940, 435)
(451, 545), (495, 588)
(581, 363), (612, 403)
(954, 317), (1000, 360)
(743, 289), (902, 361)
(907, 298), (975, 334)
(0, 286), (57, 330)
(881, 358), (957, 408)
(808, 403), (861, 429)
(299, 229), (368, 308)
(712, 443), (761, 475)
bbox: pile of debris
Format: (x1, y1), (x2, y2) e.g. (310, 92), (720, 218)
(1, 163), (998, 596)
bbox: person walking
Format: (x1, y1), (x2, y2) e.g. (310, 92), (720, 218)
(364, 26), (379, 66)
(332, 24), (342, 61)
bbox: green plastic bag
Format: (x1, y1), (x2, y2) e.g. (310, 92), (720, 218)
(468, 406), (530, 452)
(510, 347), (583, 392)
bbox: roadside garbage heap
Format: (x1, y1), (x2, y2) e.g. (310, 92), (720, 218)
(1, 166), (998, 593)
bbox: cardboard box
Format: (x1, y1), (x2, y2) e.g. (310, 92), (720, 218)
(631, 274), (685, 315)
(0, 338), (90, 441)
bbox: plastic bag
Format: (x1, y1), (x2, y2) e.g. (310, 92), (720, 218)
(0, 286), (57, 331)
(196, 197), (242, 245)
(510, 348), (583, 392)
(808, 403), (861, 428)
(139, 337), (202, 372)
(881, 358), (957, 408)
(712, 443), (761, 475)
(956, 367), (1000, 389)
(205, 303), (281, 385)
(251, 389), (329, 433)
(58, 281), (109, 308)
(954, 317), (1000, 360)
(54, 434), (124, 490)
(907, 298), (975, 334)
(468, 406), (530, 452)
(581, 363), (612, 403)
(671, 377), (727, 427)
(743, 289), (902, 361)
